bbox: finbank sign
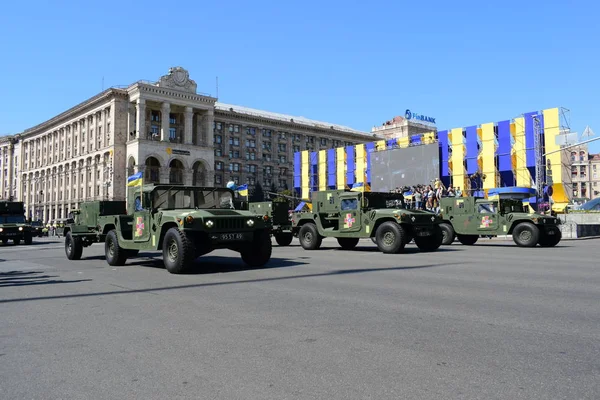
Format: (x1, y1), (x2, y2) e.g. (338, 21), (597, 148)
(405, 109), (436, 124)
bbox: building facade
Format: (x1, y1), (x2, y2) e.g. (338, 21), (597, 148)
(370, 115), (436, 140)
(0, 67), (374, 222)
(565, 144), (600, 201)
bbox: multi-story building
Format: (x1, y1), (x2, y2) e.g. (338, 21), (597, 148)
(370, 114), (436, 140)
(0, 67), (374, 221)
(565, 144), (600, 201)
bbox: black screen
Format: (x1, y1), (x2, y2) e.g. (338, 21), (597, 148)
(371, 143), (440, 191)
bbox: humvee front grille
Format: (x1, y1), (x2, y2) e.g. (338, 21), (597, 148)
(215, 218), (246, 230)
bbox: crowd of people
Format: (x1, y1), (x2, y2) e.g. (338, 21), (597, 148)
(389, 180), (464, 212)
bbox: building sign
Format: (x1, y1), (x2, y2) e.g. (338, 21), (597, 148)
(166, 148), (191, 156)
(405, 109), (436, 124)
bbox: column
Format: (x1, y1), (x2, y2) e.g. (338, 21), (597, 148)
(92, 161), (97, 200)
(161, 102), (170, 141)
(7, 143), (13, 198)
(136, 99), (146, 139)
(204, 109), (214, 147)
(128, 103), (135, 140)
(75, 163), (81, 207)
(104, 107), (109, 147)
(184, 106), (193, 144)
(0, 148), (5, 196)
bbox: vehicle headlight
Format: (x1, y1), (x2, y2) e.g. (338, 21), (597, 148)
(0, 228), (3, 232)
(205, 220), (214, 228)
(18, 227), (23, 231)
(247, 219), (255, 227)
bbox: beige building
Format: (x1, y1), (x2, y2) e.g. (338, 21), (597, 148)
(0, 67), (374, 221)
(565, 144), (600, 201)
(370, 114), (436, 140)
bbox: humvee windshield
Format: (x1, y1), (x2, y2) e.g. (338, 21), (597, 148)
(152, 188), (234, 210)
(501, 199), (526, 213)
(0, 215), (25, 223)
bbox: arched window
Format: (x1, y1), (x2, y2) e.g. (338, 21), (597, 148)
(192, 161), (206, 186)
(169, 159), (184, 184)
(145, 157), (160, 183)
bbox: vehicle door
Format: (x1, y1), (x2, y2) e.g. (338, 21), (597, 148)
(476, 202), (499, 232)
(133, 191), (151, 243)
(339, 193), (361, 233)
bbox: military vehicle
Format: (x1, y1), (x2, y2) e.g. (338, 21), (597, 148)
(290, 189), (443, 253)
(30, 220), (45, 237)
(63, 184), (273, 274)
(438, 196), (562, 247)
(0, 201), (33, 245)
(249, 201), (294, 246)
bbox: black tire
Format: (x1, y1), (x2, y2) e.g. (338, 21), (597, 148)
(439, 222), (455, 245)
(512, 222), (540, 247)
(457, 234), (478, 245)
(337, 237), (359, 250)
(414, 224), (443, 252)
(538, 228), (562, 247)
(241, 230), (273, 267)
(371, 237), (377, 244)
(24, 232), (33, 245)
(105, 230), (128, 266)
(65, 232), (83, 260)
(299, 223), (321, 250)
(13, 238), (20, 245)
(375, 221), (405, 254)
(162, 228), (195, 274)
(274, 232), (293, 246)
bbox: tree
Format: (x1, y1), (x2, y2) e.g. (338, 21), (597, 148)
(250, 182), (264, 202)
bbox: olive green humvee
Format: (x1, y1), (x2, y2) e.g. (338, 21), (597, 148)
(0, 201), (33, 245)
(249, 201), (293, 246)
(438, 196), (562, 247)
(63, 184), (273, 274)
(291, 189), (443, 254)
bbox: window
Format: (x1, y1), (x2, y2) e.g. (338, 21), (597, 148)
(229, 124), (234, 132)
(234, 125), (240, 133)
(478, 203), (497, 213)
(293, 145), (300, 153)
(214, 135), (222, 144)
(264, 166), (272, 175)
(246, 139), (256, 148)
(245, 127), (256, 135)
(247, 176), (256, 185)
(215, 148), (222, 157)
(228, 137), (240, 146)
(278, 179), (287, 188)
(306, 136), (314, 143)
(151, 111), (160, 122)
(279, 131), (286, 139)
(278, 144), (286, 152)
(247, 164), (257, 173)
(262, 142), (271, 151)
(245, 152), (256, 161)
(262, 154), (271, 162)
(215, 161), (223, 170)
(279, 155), (287, 163)
(320, 138), (327, 145)
(216, 122), (222, 130)
(229, 163), (240, 172)
(228, 150), (240, 158)
(169, 127), (177, 139)
(263, 129), (272, 137)
(341, 198), (358, 211)
(214, 174), (222, 184)
(151, 126), (159, 135)
(294, 134), (301, 142)
(279, 167), (287, 175)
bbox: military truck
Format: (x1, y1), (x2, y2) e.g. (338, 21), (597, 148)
(290, 189), (443, 253)
(438, 196), (562, 247)
(0, 201), (33, 245)
(63, 184), (273, 274)
(249, 201), (293, 246)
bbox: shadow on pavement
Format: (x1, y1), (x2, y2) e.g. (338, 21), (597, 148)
(0, 270), (91, 288)
(0, 262), (464, 304)
(319, 246), (462, 253)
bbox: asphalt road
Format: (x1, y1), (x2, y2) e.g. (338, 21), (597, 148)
(0, 236), (599, 400)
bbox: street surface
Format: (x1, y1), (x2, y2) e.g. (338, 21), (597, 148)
(1, 236), (599, 400)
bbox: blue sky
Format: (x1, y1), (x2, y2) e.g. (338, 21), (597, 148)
(1, 0), (598, 152)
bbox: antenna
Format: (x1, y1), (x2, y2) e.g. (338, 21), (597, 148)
(216, 76), (219, 99)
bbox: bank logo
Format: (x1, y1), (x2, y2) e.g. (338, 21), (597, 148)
(405, 109), (436, 124)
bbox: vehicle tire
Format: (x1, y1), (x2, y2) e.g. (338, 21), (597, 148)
(13, 239), (21, 245)
(371, 237), (377, 244)
(105, 230), (128, 266)
(375, 222), (405, 254)
(439, 222), (455, 245)
(299, 223), (321, 250)
(456, 234), (478, 245)
(337, 237), (359, 250)
(24, 232), (33, 245)
(512, 222), (540, 247)
(241, 230), (273, 267)
(538, 227), (562, 247)
(65, 232), (83, 260)
(414, 224), (443, 252)
(274, 232), (293, 246)
(162, 228), (195, 274)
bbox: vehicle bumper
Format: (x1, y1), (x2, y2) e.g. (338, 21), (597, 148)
(542, 225), (560, 235)
(411, 225), (435, 237)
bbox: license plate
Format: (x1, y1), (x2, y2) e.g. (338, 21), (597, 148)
(417, 231), (431, 237)
(547, 230), (555, 235)
(3, 232), (17, 236)
(219, 233), (243, 241)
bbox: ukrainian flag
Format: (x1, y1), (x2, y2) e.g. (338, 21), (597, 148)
(351, 182), (370, 192)
(237, 184), (248, 197)
(127, 171), (143, 187)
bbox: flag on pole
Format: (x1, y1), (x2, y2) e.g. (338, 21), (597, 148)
(127, 171), (143, 187)
(237, 184), (248, 197)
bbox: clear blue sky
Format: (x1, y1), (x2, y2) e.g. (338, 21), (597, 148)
(1, 0), (598, 152)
